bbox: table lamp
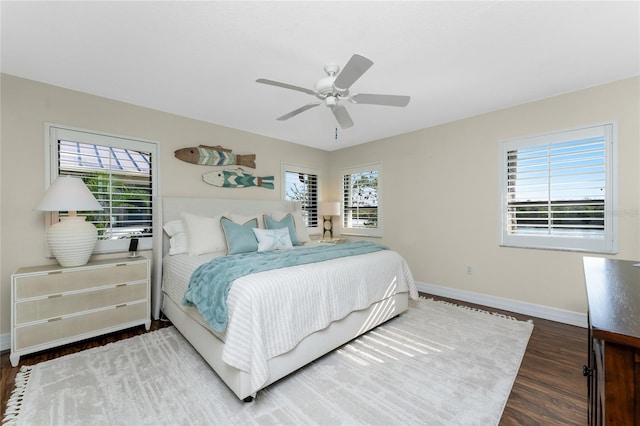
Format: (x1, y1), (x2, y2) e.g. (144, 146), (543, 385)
(35, 176), (103, 267)
(319, 201), (340, 239)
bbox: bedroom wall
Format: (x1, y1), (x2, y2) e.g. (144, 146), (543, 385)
(0, 74), (330, 338)
(1, 74), (637, 340)
(328, 76), (640, 318)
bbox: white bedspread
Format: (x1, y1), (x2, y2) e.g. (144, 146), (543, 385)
(163, 248), (418, 394)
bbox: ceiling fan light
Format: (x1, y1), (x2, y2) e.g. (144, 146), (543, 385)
(325, 96), (337, 107)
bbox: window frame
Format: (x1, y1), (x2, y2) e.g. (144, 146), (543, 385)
(341, 162), (383, 238)
(45, 123), (159, 254)
(498, 122), (617, 253)
(281, 162), (320, 234)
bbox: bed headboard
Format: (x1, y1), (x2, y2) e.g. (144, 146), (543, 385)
(151, 197), (299, 318)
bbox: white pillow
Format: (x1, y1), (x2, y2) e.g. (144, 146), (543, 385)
(252, 227), (293, 252)
(163, 219), (184, 237)
(168, 233), (188, 255)
(270, 210), (310, 243)
(163, 220), (188, 255)
(181, 212), (227, 255)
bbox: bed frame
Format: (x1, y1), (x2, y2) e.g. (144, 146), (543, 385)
(157, 197), (409, 401)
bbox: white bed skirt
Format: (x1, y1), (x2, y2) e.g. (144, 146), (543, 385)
(162, 290), (409, 400)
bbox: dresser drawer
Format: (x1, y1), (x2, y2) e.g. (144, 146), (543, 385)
(10, 257), (151, 367)
(13, 302), (147, 350)
(15, 262), (147, 299)
(15, 282), (147, 324)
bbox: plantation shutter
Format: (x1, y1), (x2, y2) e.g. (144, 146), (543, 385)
(342, 163), (382, 237)
(501, 124), (615, 253)
(58, 140), (153, 238)
(48, 125), (158, 253)
(283, 168), (318, 227)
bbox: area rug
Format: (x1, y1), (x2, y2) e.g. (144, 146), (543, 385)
(3, 298), (533, 426)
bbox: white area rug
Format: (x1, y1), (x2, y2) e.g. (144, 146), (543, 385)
(3, 298), (533, 426)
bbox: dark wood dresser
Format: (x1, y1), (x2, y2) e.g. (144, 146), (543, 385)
(583, 257), (640, 425)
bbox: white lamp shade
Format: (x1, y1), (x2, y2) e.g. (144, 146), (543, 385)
(36, 176), (103, 267)
(319, 201), (340, 217)
(35, 176), (103, 212)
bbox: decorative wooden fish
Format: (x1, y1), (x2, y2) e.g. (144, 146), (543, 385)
(175, 145), (256, 168)
(203, 169), (274, 189)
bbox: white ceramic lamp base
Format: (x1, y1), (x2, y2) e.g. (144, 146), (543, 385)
(47, 216), (98, 267)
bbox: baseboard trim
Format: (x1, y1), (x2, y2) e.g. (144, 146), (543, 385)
(1, 333), (10, 352)
(0, 284), (585, 351)
(416, 281), (587, 328)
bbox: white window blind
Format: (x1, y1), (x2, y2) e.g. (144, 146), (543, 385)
(282, 164), (319, 228)
(500, 123), (616, 253)
(342, 163), (382, 237)
(46, 125), (158, 253)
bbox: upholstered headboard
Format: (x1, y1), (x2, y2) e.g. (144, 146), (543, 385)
(150, 197), (299, 318)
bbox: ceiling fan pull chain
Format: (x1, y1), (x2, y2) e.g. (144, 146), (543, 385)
(335, 127), (338, 140)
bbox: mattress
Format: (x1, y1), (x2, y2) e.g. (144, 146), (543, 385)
(162, 252), (227, 341)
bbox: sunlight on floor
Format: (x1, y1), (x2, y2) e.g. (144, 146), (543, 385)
(340, 288), (458, 367)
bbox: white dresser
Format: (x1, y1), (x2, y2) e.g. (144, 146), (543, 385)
(10, 257), (151, 366)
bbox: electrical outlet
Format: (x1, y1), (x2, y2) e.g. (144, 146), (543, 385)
(466, 266), (472, 275)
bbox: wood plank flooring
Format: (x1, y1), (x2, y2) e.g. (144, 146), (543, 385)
(1, 294), (588, 424)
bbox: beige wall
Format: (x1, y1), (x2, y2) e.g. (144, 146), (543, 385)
(1, 74), (638, 337)
(329, 76), (640, 315)
(0, 74), (330, 336)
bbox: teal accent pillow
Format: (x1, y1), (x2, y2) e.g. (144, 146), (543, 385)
(220, 217), (259, 255)
(264, 214), (301, 246)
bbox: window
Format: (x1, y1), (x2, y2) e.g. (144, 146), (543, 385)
(282, 163), (319, 230)
(499, 123), (617, 253)
(342, 163), (382, 237)
(46, 124), (159, 253)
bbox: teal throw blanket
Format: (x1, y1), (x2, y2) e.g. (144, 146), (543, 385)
(182, 241), (388, 332)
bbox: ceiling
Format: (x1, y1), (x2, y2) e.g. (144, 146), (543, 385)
(2, 1), (639, 151)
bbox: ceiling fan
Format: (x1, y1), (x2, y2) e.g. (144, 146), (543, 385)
(256, 54), (410, 129)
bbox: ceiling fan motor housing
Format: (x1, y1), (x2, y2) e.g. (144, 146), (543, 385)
(314, 76), (347, 99)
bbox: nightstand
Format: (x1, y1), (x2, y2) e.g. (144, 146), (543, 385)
(317, 238), (347, 244)
(10, 257), (151, 367)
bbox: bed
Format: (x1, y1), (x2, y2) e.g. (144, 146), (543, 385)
(157, 197), (418, 401)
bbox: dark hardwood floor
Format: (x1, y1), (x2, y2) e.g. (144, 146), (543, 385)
(1, 294), (588, 424)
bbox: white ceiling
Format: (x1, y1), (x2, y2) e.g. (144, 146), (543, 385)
(2, 1), (639, 151)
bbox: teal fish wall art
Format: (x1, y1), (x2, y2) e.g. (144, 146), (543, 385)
(203, 169), (274, 189)
(175, 145), (256, 168)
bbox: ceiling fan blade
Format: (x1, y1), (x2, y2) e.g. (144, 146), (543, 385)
(333, 54), (374, 90)
(277, 103), (320, 121)
(256, 78), (315, 96)
(331, 105), (354, 129)
(350, 93), (411, 107)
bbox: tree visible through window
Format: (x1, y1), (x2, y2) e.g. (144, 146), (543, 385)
(283, 164), (318, 228)
(342, 163), (382, 237)
(58, 141), (153, 241)
(46, 124), (158, 253)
